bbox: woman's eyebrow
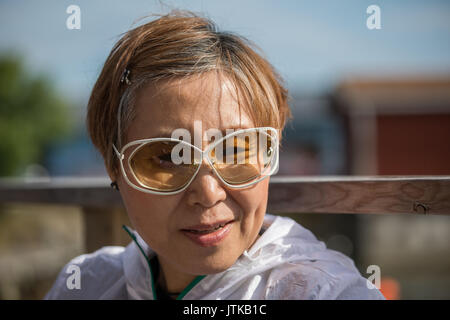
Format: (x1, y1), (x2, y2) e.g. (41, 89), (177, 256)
(141, 126), (253, 139)
(219, 126), (252, 135)
(137, 129), (174, 139)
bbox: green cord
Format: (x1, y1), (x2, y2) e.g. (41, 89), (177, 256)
(176, 274), (206, 300)
(122, 225), (158, 300)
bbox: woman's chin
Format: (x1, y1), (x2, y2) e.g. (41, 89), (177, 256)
(179, 252), (240, 276)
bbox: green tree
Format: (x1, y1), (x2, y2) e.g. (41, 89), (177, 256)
(0, 54), (73, 176)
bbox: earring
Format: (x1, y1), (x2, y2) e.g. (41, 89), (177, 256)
(110, 181), (119, 191)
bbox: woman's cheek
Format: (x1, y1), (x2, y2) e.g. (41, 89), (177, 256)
(229, 179), (269, 215)
(117, 180), (164, 235)
(228, 179), (269, 242)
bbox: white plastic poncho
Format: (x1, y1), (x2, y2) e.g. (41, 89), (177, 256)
(45, 214), (385, 300)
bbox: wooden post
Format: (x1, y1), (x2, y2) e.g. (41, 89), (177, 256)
(82, 206), (132, 253)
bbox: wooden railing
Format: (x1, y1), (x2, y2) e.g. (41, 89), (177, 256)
(1, 176), (449, 252)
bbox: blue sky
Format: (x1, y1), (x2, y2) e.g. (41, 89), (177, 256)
(1, 0), (449, 106)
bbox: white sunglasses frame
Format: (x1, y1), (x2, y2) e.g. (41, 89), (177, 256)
(112, 126), (279, 195)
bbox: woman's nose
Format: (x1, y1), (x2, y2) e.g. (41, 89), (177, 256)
(185, 158), (226, 208)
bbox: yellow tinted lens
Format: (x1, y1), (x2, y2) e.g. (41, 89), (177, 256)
(130, 141), (199, 191)
(210, 131), (274, 185)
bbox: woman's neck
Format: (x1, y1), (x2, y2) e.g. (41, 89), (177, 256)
(156, 256), (197, 294)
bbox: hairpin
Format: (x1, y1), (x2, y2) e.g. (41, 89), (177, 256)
(120, 68), (131, 85)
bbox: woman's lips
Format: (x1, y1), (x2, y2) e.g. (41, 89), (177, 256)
(181, 220), (234, 247)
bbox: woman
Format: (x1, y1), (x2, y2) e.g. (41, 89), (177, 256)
(46, 11), (384, 300)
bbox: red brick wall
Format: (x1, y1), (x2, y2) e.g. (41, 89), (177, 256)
(376, 114), (450, 175)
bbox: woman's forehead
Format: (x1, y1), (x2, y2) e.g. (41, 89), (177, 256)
(129, 73), (255, 140)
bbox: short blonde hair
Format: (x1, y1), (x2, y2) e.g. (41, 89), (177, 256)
(87, 10), (292, 179)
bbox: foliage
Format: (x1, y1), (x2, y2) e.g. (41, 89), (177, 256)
(0, 54), (73, 176)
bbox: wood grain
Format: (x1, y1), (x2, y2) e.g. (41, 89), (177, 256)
(267, 176), (450, 215)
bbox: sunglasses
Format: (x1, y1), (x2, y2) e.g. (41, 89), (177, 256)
(112, 127), (279, 195)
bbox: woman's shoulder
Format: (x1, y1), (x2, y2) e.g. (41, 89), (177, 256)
(259, 214), (385, 299)
(264, 258), (385, 300)
(44, 246), (128, 299)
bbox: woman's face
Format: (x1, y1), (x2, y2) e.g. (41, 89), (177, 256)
(116, 72), (270, 277)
